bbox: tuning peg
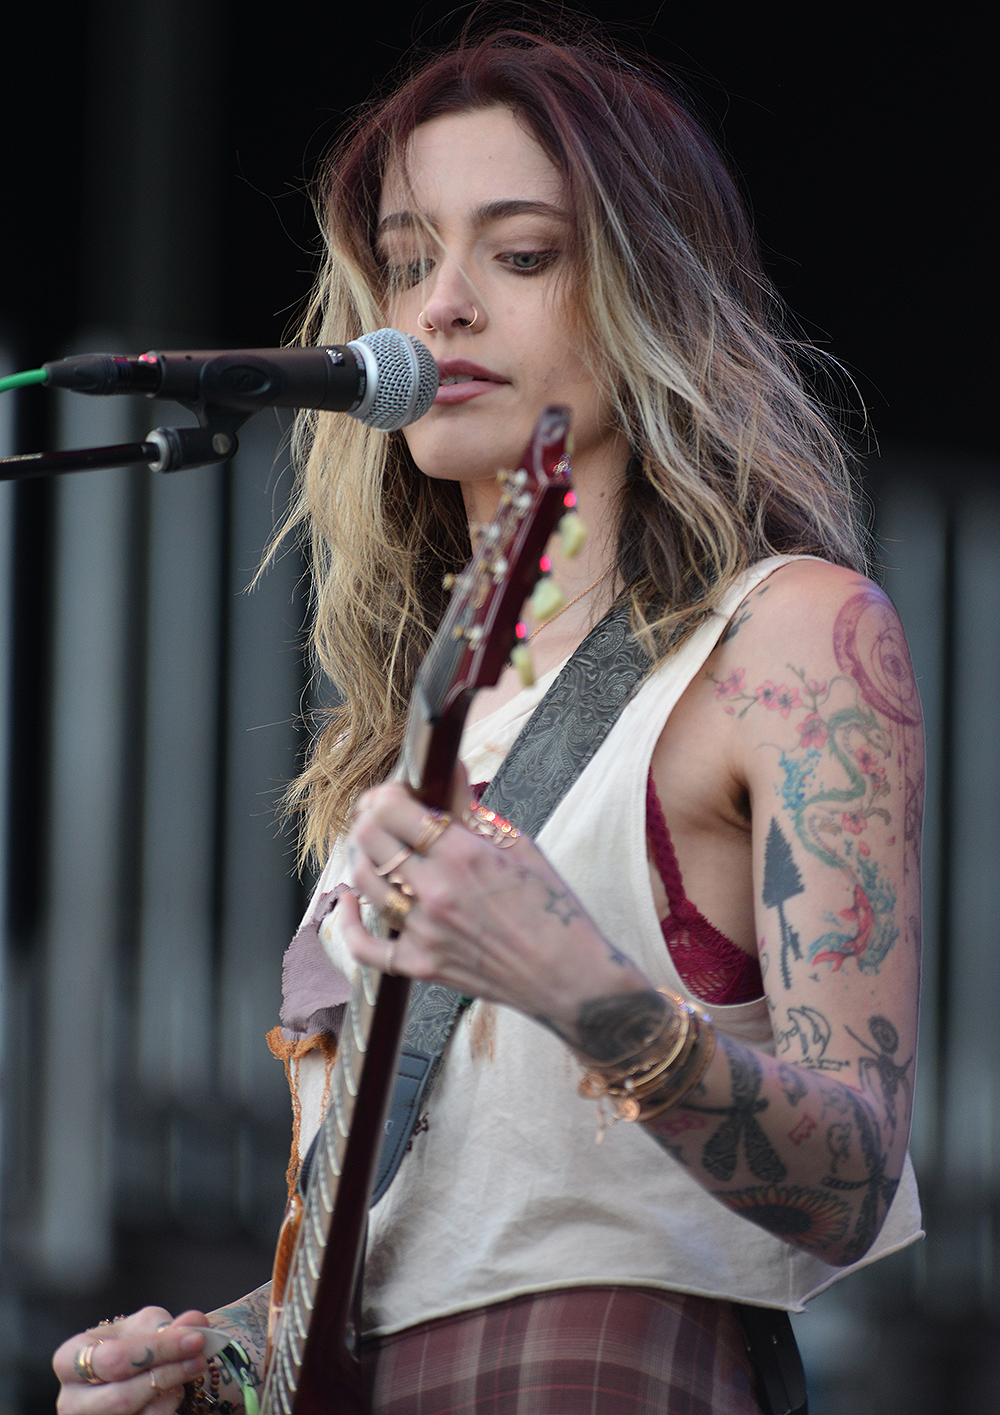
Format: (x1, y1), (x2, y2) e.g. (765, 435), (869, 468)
(530, 576), (566, 624)
(510, 641), (535, 687)
(558, 511), (586, 558)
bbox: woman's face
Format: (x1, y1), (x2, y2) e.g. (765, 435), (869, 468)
(377, 107), (629, 499)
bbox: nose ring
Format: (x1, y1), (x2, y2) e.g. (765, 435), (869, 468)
(416, 308), (479, 332)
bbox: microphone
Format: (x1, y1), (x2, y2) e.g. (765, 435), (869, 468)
(42, 328), (439, 432)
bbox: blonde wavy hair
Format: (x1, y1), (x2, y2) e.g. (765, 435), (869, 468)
(279, 25), (867, 864)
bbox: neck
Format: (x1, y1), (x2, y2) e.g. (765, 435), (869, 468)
(462, 434), (630, 611)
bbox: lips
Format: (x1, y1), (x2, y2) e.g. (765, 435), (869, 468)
(434, 359), (508, 405)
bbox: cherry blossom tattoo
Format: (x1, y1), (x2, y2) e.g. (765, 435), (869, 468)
(711, 588), (921, 978)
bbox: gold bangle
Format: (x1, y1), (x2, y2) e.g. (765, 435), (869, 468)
(578, 995), (715, 1125)
(633, 1011), (717, 1122)
(577, 995), (686, 1100)
(583, 1008), (692, 1104)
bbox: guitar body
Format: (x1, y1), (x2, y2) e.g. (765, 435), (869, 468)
(261, 406), (573, 1415)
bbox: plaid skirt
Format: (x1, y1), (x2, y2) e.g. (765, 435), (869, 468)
(361, 1285), (763, 1414)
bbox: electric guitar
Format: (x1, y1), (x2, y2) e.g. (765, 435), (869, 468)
(260, 405), (574, 1415)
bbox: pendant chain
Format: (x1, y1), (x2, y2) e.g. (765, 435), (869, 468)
(527, 565), (615, 642)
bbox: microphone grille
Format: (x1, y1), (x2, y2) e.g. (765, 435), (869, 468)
(353, 328), (438, 430)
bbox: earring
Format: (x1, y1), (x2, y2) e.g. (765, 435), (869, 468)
(417, 312), (435, 331)
(456, 308), (479, 329)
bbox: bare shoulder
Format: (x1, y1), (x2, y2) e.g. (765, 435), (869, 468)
(713, 560), (922, 738)
(725, 560), (886, 648)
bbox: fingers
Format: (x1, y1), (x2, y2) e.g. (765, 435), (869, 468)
(54, 1311), (208, 1415)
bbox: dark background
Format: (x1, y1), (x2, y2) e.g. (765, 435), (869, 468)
(0, 5), (996, 1414)
(2, 4), (991, 462)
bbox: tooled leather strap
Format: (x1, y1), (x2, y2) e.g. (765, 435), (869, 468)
(367, 597), (654, 1205)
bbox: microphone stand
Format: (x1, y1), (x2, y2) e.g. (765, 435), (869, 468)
(0, 406), (248, 482)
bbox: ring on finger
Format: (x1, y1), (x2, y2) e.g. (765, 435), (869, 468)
(150, 1372), (166, 1398)
(463, 802), (521, 848)
(380, 886), (413, 934)
(414, 809), (451, 854)
(74, 1342), (105, 1384)
(374, 844), (414, 878)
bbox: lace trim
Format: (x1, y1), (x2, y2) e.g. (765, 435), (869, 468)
(645, 773), (763, 1006)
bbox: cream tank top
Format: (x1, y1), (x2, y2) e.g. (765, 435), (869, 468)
(299, 557), (922, 1334)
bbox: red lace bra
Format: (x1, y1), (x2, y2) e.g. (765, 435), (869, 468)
(646, 772), (763, 1006)
(471, 775), (763, 1007)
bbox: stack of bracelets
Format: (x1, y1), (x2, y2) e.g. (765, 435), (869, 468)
(577, 988), (716, 1124)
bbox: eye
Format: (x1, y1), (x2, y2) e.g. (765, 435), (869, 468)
(385, 256), (435, 291)
(500, 250), (558, 275)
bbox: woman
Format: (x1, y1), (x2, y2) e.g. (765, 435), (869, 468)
(54, 24), (923, 1415)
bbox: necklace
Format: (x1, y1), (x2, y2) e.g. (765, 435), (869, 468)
(527, 565), (615, 641)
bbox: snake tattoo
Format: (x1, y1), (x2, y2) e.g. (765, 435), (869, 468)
(715, 588), (916, 979)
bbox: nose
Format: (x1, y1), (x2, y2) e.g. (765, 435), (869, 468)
(417, 257), (484, 335)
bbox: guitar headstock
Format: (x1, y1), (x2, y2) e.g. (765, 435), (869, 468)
(410, 405), (573, 749)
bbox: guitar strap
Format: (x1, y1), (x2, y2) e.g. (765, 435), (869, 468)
(369, 596), (652, 1204)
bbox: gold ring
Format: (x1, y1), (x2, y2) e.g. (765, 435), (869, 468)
(74, 1342), (105, 1384)
(463, 802), (521, 848)
(150, 1371), (165, 1397)
(417, 311), (435, 332)
(380, 886), (413, 934)
(457, 308), (479, 329)
(374, 844), (414, 878)
(413, 809), (451, 855)
(384, 941), (397, 975)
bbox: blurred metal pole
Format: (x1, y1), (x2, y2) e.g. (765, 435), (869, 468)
(217, 410), (305, 1236)
(0, 354), (19, 1341)
(34, 395), (141, 1288)
(877, 476), (948, 1173)
(940, 493), (1000, 1311)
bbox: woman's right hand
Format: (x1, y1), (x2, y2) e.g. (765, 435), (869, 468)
(54, 1308), (209, 1415)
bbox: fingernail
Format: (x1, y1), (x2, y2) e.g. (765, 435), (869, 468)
(179, 1332), (203, 1354)
(182, 1357), (205, 1377)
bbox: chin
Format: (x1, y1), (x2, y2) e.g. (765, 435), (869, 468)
(404, 411), (531, 485)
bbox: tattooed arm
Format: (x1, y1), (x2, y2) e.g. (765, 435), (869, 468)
(633, 561), (921, 1264)
(205, 1284), (270, 1411)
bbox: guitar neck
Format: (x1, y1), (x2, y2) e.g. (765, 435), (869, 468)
(260, 405), (572, 1415)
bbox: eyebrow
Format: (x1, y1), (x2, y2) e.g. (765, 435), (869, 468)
(376, 199), (569, 237)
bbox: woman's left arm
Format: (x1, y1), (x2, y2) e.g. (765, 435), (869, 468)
(637, 564), (922, 1264)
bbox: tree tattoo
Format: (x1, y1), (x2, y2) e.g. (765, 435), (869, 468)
(762, 817), (804, 987)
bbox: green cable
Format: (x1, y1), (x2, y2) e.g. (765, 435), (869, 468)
(0, 368), (46, 394)
(218, 1341), (261, 1415)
